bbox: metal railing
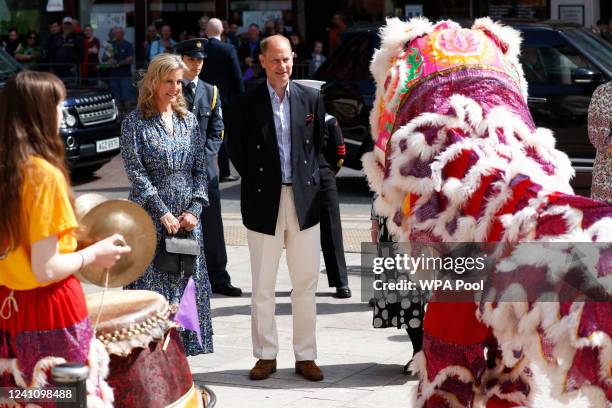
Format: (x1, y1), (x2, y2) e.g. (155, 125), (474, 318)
(28, 61), (319, 94)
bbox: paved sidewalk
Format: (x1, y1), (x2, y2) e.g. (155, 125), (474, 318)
(189, 245), (419, 407)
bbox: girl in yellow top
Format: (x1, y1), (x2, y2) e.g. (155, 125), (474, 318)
(0, 71), (130, 403)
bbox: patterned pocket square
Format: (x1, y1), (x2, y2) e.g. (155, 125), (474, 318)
(305, 113), (314, 124)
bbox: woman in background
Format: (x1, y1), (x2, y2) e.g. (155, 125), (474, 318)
(14, 31), (45, 70)
(371, 205), (426, 374)
(0, 71), (129, 401)
(121, 53), (213, 356)
(588, 81), (611, 203)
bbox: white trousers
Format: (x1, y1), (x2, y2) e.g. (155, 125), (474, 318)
(247, 186), (320, 361)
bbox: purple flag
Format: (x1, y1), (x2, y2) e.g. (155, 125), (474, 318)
(175, 277), (202, 346)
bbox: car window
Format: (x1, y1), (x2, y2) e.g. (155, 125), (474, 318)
(0, 49), (21, 81)
(520, 38), (600, 85)
(563, 28), (612, 73)
(521, 47), (547, 84)
(521, 30), (601, 85)
(315, 32), (374, 81)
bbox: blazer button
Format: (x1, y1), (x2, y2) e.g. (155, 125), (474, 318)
(307, 181), (311, 185)
(306, 140), (310, 144)
(259, 167), (263, 172)
(304, 160), (307, 164)
(256, 145), (261, 150)
(257, 188), (261, 193)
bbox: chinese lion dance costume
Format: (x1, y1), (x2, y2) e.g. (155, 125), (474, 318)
(363, 18), (611, 407)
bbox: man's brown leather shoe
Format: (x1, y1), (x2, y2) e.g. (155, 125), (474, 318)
(249, 359), (277, 380)
(295, 360), (324, 381)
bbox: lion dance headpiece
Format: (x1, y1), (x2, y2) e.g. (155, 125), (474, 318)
(364, 17), (611, 407)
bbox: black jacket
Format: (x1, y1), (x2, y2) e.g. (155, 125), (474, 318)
(226, 81), (326, 235)
(201, 38), (245, 108)
(183, 79), (224, 182)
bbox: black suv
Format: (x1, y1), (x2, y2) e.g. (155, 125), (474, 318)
(314, 21), (612, 196)
(0, 48), (121, 176)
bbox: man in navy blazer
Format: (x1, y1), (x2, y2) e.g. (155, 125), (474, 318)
(202, 18), (244, 183)
(226, 35), (326, 383)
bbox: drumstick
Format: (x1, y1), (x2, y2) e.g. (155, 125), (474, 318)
(162, 331), (172, 352)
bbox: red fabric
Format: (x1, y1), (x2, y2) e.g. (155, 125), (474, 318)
(464, 174), (496, 217)
(489, 178), (539, 241)
(108, 329), (194, 408)
(535, 213), (568, 239)
(423, 302), (490, 345)
(443, 149), (473, 180)
(548, 192), (612, 229)
(0, 276), (88, 336)
(486, 396), (519, 407)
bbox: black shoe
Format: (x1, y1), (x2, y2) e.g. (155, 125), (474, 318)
(334, 286), (352, 299)
(220, 175), (240, 183)
(212, 283), (242, 297)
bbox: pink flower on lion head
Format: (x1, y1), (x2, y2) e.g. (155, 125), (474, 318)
(436, 29), (483, 56)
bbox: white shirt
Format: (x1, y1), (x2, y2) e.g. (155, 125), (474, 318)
(267, 80), (292, 183)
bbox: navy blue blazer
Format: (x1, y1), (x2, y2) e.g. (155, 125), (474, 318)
(226, 81), (326, 235)
(201, 37), (245, 108)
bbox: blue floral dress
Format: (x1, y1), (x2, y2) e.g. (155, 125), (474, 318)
(120, 109), (213, 355)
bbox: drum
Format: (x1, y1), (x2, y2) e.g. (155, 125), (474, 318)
(86, 290), (204, 408)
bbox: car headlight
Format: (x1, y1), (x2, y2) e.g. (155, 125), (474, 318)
(62, 108), (77, 128)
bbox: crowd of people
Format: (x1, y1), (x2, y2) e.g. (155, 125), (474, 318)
(0, 12), (348, 119)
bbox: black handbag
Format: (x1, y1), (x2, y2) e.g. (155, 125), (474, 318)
(154, 232), (199, 276)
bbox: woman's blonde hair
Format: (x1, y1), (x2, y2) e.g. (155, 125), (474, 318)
(138, 53), (189, 119)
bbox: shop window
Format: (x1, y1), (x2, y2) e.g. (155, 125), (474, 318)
(0, 0), (41, 37)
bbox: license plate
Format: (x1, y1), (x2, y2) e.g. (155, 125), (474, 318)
(96, 137), (120, 153)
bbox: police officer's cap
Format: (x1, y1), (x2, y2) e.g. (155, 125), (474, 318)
(175, 38), (208, 59)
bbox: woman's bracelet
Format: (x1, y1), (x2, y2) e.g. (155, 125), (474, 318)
(77, 251), (85, 271)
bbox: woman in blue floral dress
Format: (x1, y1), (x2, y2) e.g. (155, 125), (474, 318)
(120, 53), (213, 355)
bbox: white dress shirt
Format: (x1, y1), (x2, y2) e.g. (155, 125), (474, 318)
(267, 80), (292, 183)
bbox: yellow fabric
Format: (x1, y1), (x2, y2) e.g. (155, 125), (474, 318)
(402, 193), (411, 215)
(212, 86), (223, 141)
(211, 85), (218, 110)
(0, 157), (78, 290)
(166, 384), (201, 407)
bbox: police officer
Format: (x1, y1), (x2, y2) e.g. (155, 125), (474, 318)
(320, 114), (351, 298)
(175, 38), (242, 296)
(293, 80), (351, 299)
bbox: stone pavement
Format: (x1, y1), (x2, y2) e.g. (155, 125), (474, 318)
(188, 244), (419, 407)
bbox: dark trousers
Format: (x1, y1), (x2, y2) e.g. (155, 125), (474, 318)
(320, 167), (348, 287)
(218, 141), (231, 178)
(203, 172), (231, 287)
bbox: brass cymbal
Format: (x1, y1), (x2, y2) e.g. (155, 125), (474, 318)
(76, 199), (156, 287)
(75, 193), (108, 220)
